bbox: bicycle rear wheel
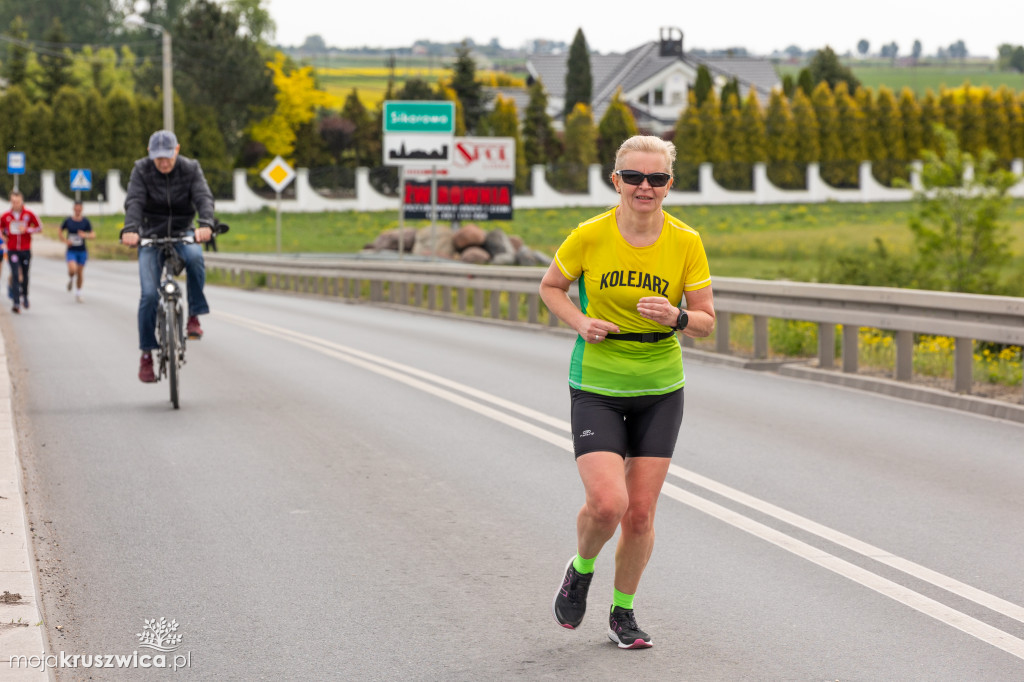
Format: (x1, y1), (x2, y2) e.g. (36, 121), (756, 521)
(166, 304), (180, 409)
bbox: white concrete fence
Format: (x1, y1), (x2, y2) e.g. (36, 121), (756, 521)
(24, 159), (1024, 217)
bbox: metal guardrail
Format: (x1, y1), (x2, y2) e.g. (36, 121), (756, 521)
(206, 254), (1024, 404)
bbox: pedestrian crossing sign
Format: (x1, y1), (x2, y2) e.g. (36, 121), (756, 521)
(70, 169), (92, 191)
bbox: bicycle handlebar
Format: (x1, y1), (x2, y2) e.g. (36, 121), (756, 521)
(134, 221), (230, 248)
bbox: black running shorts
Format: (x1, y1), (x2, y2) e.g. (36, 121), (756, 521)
(569, 387), (684, 459)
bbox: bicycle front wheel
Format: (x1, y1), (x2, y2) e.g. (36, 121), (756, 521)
(166, 304), (180, 409)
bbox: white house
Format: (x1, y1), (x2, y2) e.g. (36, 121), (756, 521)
(523, 27), (782, 135)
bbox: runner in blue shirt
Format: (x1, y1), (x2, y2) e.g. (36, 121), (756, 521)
(59, 202), (95, 302)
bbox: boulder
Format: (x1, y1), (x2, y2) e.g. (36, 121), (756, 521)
(515, 246), (550, 266)
(459, 246), (491, 264)
(483, 227), (515, 260)
(412, 225), (456, 259)
(452, 223), (487, 251)
(509, 235), (524, 251)
(370, 227), (417, 252)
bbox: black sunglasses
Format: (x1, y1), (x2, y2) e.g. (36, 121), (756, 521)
(615, 170), (672, 187)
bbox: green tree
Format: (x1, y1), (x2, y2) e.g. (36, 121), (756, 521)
(808, 45), (860, 91)
(938, 87), (960, 142)
(81, 88), (111, 186)
(791, 88), (820, 184)
(106, 89), (143, 179)
(797, 68), (815, 97)
(49, 87), (87, 172)
(811, 82), (845, 187)
(672, 91), (704, 191)
(899, 87), (924, 163)
(909, 125), (1017, 293)
(3, 16), (29, 89)
(487, 94), (529, 193)
(339, 88), (378, 168)
(0, 0), (124, 44)
(564, 28), (592, 119)
(740, 89), (767, 167)
(918, 89), (941, 152)
(764, 90), (801, 188)
(21, 99), (53, 197)
(869, 86), (907, 186)
(958, 85), (985, 159)
(560, 102), (597, 191)
(981, 86), (1011, 164)
(173, 0), (275, 157)
(449, 41), (488, 133)
(717, 92), (750, 190)
(693, 64), (712, 108)
(0, 87), (31, 190)
(521, 79), (561, 167)
(394, 78), (441, 100)
(39, 17), (74, 102)
(597, 89), (638, 168)
(719, 78), (740, 109)
(834, 81), (866, 187)
(697, 89), (728, 192)
(999, 86), (1024, 160)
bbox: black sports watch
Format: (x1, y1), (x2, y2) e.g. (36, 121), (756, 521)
(672, 308), (689, 331)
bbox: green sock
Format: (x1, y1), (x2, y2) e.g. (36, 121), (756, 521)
(572, 553), (596, 574)
(612, 588), (635, 610)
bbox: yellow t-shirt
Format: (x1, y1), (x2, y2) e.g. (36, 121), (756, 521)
(553, 208), (711, 396)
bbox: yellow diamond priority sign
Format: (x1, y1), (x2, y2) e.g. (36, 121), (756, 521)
(260, 156), (296, 193)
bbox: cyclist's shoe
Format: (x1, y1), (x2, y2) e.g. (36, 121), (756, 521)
(11, 304), (19, 314)
(553, 556), (593, 629)
(187, 315), (203, 340)
(608, 606), (653, 649)
(138, 352), (157, 383)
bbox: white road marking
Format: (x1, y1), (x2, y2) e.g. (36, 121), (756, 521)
(217, 311), (1024, 661)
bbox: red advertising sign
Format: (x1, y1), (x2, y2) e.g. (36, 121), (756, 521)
(403, 181), (513, 221)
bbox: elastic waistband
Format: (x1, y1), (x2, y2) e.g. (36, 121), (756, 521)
(604, 331), (675, 343)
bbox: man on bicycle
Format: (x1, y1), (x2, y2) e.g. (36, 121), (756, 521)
(120, 130), (215, 383)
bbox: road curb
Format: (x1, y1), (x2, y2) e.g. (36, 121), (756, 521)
(0, 325), (48, 679)
(778, 364), (1024, 424)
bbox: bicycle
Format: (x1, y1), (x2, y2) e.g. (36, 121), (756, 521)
(139, 222), (228, 408)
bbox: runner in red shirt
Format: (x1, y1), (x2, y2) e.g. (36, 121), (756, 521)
(0, 190), (42, 313)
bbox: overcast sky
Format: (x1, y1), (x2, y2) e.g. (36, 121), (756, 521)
(266, 0), (1020, 57)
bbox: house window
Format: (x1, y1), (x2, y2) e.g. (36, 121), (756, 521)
(654, 88), (664, 105)
(639, 92), (649, 105)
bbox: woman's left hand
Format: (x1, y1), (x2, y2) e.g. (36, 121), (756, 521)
(636, 296), (678, 327)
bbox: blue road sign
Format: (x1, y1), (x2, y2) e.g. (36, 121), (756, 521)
(7, 152), (25, 175)
(70, 169), (92, 191)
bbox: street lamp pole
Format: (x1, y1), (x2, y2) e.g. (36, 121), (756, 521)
(160, 28), (173, 133)
(127, 16), (173, 133)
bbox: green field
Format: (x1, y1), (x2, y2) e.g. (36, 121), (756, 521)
(42, 199), (1024, 286)
(776, 61), (1024, 96)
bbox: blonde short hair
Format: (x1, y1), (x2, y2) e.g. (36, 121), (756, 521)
(612, 135), (676, 176)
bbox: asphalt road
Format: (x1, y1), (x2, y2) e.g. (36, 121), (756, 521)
(5, 253), (1024, 681)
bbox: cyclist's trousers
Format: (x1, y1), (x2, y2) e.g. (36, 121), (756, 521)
(137, 241), (208, 351)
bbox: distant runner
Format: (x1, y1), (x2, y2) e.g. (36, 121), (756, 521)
(60, 201), (95, 302)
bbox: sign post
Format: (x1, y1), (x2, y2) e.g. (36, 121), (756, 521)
(382, 101), (455, 259)
(70, 169), (93, 203)
(260, 156), (296, 255)
(7, 152), (26, 193)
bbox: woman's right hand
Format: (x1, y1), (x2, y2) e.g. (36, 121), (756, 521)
(577, 318), (620, 343)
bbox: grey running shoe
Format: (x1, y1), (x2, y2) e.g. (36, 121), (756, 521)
(552, 556), (593, 629)
(608, 605), (653, 649)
